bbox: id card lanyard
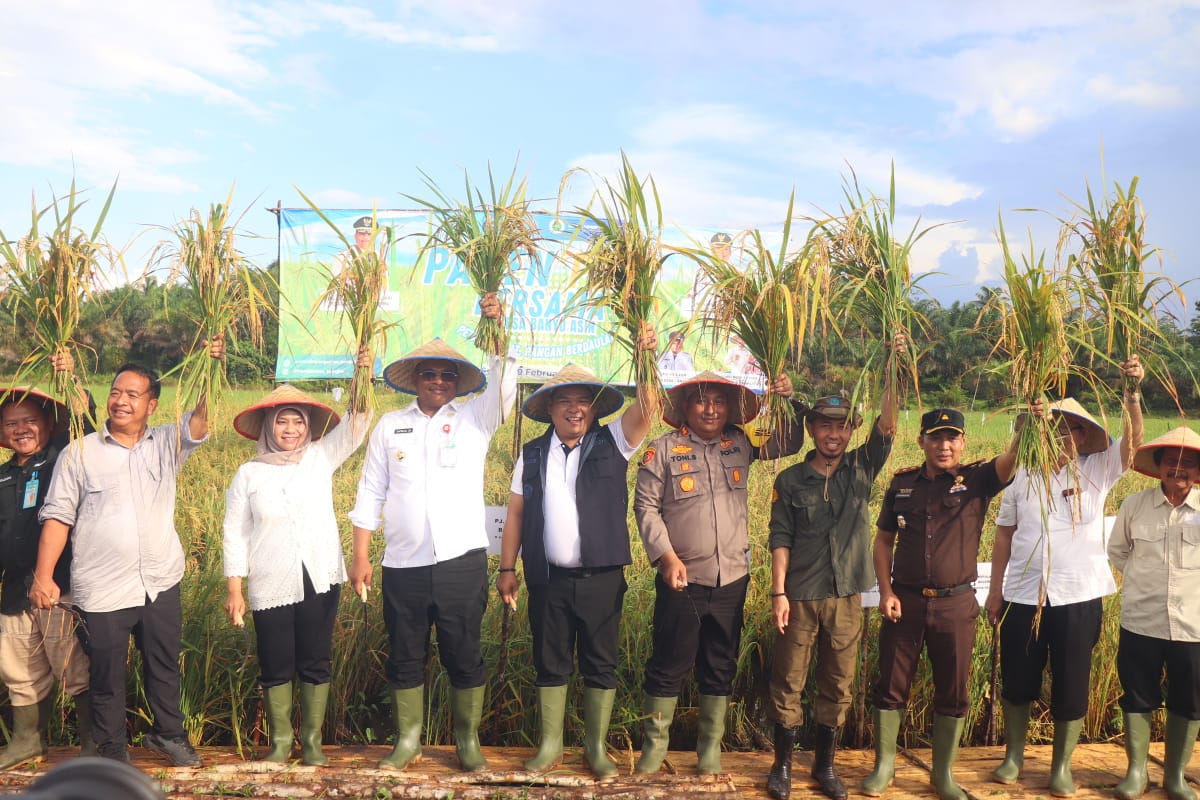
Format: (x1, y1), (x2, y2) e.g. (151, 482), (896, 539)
(439, 422), (457, 468)
(22, 470), (39, 510)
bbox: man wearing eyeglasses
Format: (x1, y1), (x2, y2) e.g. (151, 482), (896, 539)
(348, 294), (515, 773)
(983, 356), (1144, 797)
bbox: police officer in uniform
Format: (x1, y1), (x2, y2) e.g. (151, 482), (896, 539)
(633, 371), (803, 776)
(864, 407), (1018, 800)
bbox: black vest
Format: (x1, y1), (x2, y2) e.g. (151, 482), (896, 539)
(519, 424), (631, 586)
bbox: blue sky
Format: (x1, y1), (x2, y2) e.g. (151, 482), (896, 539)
(3, 1), (1198, 322)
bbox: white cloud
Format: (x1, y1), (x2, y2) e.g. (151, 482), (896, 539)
(1086, 75), (1187, 109)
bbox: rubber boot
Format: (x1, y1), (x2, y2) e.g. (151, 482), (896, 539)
(1048, 718), (1084, 796)
(73, 691), (98, 758)
(261, 683), (294, 762)
(298, 682), (329, 766)
(766, 724), (796, 800)
(525, 685), (567, 771)
(0, 698), (49, 769)
(583, 687), (619, 779)
(862, 708), (902, 796)
(1115, 711), (1152, 800)
(1163, 712), (1200, 800)
(930, 714), (968, 800)
(379, 686), (424, 771)
(450, 686), (488, 772)
(696, 695), (728, 775)
(813, 724), (848, 800)
(991, 699), (1030, 784)
(634, 694), (677, 774)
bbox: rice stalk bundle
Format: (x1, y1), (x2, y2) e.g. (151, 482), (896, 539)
(0, 178), (115, 437)
(160, 190), (271, 415)
(296, 190), (398, 414)
(1063, 176), (1187, 403)
(814, 166), (937, 404)
(405, 163), (539, 357)
(562, 152), (665, 406)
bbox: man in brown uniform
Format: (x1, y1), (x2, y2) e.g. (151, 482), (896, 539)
(864, 408), (1018, 800)
(633, 371), (803, 775)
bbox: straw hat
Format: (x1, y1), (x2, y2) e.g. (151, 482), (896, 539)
(1131, 425), (1200, 478)
(0, 386), (69, 449)
(233, 385), (339, 441)
(522, 365), (625, 423)
(382, 339), (486, 396)
(663, 371), (761, 428)
(1016, 398), (1110, 455)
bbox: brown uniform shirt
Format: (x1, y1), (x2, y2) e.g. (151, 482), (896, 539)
(876, 458), (1007, 589)
(635, 426), (756, 588)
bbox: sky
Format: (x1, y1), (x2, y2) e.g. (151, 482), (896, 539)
(2, 0), (1198, 323)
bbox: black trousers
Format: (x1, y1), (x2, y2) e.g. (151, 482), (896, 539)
(998, 597), (1102, 720)
(252, 570), (340, 687)
(643, 573), (748, 697)
(381, 549), (488, 690)
(1117, 627), (1200, 719)
(83, 583), (184, 754)
(527, 566), (626, 689)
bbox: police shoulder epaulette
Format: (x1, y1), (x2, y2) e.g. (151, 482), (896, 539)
(893, 464), (921, 475)
(963, 459), (985, 468)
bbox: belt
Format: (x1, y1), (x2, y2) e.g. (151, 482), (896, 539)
(895, 582), (973, 598)
(548, 565), (620, 580)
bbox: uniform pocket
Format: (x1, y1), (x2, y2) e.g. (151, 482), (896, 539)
(1131, 522), (1167, 563)
(1180, 525), (1200, 569)
(669, 459), (707, 502)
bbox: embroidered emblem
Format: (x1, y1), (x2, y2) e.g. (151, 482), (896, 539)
(680, 476), (695, 492)
(442, 424), (452, 434)
(948, 474), (967, 494)
(396, 450), (406, 461)
(732, 468), (742, 483)
(672, 444), (693, 454)
(720, 438), (734, 449)
(681, 462), (691, 472)
(641, 448), (656, 466)
(680, 425), (690, 436)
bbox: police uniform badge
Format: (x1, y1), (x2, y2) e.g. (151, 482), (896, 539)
(680, 476), (695, 492)
(396, 450), (406, 461)
(641, 447), (656, 466)
(949, 474), (967, 493)
(897, 515), (907, 529)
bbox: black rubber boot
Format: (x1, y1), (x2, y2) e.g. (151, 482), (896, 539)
(812, 724), (848, 800)
(766, 724), (795, 800)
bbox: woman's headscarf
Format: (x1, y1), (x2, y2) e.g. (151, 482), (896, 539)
(254, 405), (312, 466)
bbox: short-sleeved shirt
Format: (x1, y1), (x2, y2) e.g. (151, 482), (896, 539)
(38, 414), (205, 613)
(633, 425), (755, 587)
(769, 422), (892, 600)
(877, 458), (1007, 589)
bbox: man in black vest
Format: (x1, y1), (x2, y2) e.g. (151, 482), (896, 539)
(497, 328), (657, 779)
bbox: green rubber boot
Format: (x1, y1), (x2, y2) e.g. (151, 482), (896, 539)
(696, 695), (728, 775)
(1163, 712), (1200, 800)
(991, 699), (1030, 784)
(262, 683), (294, 762)
(74, 692), (98, 758)
(0, 698), (49, 770)
(525, 685), (567, 771)
(634, 694), (677, 774)
(583, 687), (619, 779)
(450, 686), (488, 772)
(862, 709), (902, 796)
(379, 686), (424, 771)
(298, 683), (329, 766)
(1115, 711), (1152, 800)
(1048, 718), (1084, 796)
(930, 714), (967, 800)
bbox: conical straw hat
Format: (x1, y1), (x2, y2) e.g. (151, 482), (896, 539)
(521, 364), (625, 423)
(663, 371), (761, 428)
(0, 386), (69, 448)
(233, 384), (339, 441)
(382, 338), (486, 396)
(1016, 398), (1111, 456)
(1131, 425), (1200, 478)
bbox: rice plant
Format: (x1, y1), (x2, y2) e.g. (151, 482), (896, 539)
(0, 178), (115, 437)
(405, 162), (540, 357)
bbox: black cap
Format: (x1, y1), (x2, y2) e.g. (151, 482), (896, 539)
(352, 215), (373, 230)
(920, 408), (965, 435)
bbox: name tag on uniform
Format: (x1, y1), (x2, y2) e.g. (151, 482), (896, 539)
(22, 473), (40, 509)
(394, 427), (413, 434)
(896, 488), (913, 498)
(440, 443), (457, 468)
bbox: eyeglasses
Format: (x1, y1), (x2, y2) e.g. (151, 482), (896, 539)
(418, 370), (459, 382)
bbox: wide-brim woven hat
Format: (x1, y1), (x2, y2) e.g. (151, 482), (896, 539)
(0, 386), (69, 448)
(522, 364), (625, 423)
(663, 371), (761, 428)
(1016, 397), (1110, 455)
(382, 338), (486, 396)
(233, 385), (339, 441)
(1131, 425), (1200, 478)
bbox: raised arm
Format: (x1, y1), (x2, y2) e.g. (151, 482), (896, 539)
(1119, 355), (1145, 469)
(620, 321), (661, 448)
(188, 333), (226, 441)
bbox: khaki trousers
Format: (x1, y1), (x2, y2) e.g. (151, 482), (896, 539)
(0, 596), (89, 705)
(768, 594), (863, 728)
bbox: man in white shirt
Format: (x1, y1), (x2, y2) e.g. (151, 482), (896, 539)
(496, 325), (658, 779)
(348, 296), (514, 772)
(984, 357), (1143, 796)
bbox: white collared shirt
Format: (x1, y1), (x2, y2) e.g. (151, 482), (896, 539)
(348, 356), (516, 567)
(510, 420), (636, 568)
(995, 440), (1125, 605)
